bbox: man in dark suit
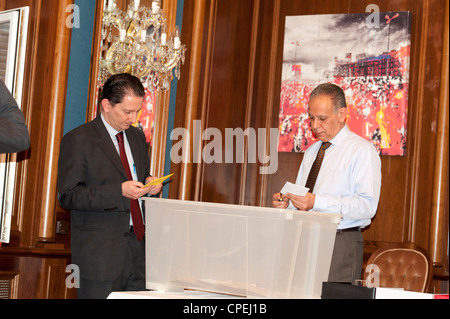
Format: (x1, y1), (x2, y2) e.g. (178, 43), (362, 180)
(0, 79), (30, 154)
(57, 73), (162, 299)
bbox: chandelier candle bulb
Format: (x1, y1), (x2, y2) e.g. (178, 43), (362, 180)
(141, 30), (147, 42)
(120, 29), (126, 42)
(161, 33), (167, 46)
(174, 37), (181, 49)
(152, 1), (159, 13)
(134, 0), (140, 11)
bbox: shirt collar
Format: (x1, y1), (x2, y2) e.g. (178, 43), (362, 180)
(328, 124), (350, 146)
(101, 113), (121, 139)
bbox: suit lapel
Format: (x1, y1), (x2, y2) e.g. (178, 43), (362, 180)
(92, 116), (128, 179)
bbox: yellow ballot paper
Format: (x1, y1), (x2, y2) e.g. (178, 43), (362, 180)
(144, 174), (174, 187)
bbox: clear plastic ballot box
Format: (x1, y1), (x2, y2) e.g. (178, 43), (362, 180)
(143, 198), (341, 299)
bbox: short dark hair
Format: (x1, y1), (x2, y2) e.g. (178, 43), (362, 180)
(101, 73), (145, 106)
(309, 83), (347, 112)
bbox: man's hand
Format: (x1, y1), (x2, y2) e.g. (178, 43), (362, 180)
(285, 192), (316, 211)
(143, 176), (163, 195)
(272, 193), (289, 209)
(122, 180), (149, 200)
(121, 177), (163, 200)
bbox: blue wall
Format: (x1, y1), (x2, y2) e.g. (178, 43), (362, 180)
(63, 0), (95, 135)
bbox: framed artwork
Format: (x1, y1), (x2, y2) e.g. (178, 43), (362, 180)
(0, 6), (29, 243)
(278, 12), (412, 156)
(136, 85), (156, 146)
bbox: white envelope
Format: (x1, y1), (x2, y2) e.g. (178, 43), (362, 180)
(280, 182), (309, 196)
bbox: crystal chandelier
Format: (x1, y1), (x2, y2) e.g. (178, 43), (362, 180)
(99, 0), (186, 91)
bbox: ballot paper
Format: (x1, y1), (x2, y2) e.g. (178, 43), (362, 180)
(144, 173), (174, 187)
(280, 182), (309, 196)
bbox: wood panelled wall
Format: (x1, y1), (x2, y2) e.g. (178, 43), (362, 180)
(169, 0), (449, 292)
(0, 0), (75, 299)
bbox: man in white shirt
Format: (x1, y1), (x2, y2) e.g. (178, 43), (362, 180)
(272, 83), (381, 283)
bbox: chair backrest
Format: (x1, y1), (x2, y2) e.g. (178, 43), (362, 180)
(363, 242), (433, 293)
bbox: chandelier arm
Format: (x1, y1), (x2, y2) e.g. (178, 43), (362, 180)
(148, 50), (184, 73)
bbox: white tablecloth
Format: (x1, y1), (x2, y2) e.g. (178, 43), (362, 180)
(108, 290), (244, 299)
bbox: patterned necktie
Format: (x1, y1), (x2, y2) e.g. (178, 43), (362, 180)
(116, 132), (145, 241)
(305, 142), (332, 193)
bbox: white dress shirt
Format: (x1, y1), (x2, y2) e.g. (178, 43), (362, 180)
(101, 113), (143, 225)
(294, 124), (381, 230)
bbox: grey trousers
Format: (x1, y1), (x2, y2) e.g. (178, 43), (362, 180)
(327, 230), (364, 283)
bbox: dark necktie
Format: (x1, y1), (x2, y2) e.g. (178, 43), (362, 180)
(305, 142), (332, 193)
(116, 132), (145, 241)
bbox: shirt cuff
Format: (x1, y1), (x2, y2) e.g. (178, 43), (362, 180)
(313, 194), (328, 212)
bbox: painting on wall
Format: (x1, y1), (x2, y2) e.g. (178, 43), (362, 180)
(137, 86), (156, 146)
(278, 12), (412, 156)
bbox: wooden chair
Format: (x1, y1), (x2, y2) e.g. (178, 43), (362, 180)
(363, 242), (433, 293)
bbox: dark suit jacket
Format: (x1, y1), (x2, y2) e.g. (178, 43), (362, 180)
(0, 79), (30, 153)
(57, 115), (150, 281)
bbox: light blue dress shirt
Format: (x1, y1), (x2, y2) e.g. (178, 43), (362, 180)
(294, 124), (382, 230)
